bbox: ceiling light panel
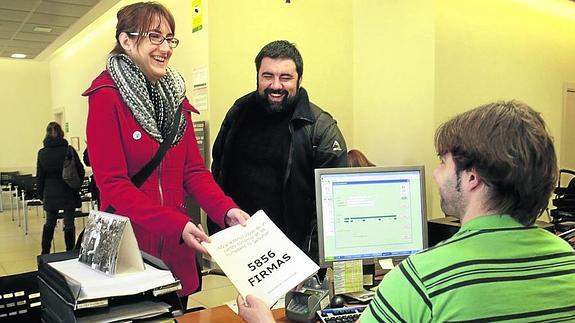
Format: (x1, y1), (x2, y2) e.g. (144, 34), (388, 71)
(33, 26), (53, 33)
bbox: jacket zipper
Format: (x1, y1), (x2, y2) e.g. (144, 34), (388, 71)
(158, 160), (164, 206)
(283, 123), (294, 216)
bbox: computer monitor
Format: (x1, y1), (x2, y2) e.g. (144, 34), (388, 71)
(315, 166), (428, 267)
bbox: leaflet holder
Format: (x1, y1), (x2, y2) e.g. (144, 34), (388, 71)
(285, 276), (331, 323)
(37, 250), (183, 322)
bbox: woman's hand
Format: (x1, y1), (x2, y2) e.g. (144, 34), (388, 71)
(181, 222), (210, 254)
(237, 294), (275, 323)
(225, 208), (250, 226)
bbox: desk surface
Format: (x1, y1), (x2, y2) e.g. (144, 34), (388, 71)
(177, 305), (289, 322)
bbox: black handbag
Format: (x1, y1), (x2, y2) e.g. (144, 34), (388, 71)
(74, 105), (183, 248)
(62, 146), (83, 190)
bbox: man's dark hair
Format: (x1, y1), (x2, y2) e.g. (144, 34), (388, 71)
(434, 100), (558, 226)
(255, 40), (303, 79)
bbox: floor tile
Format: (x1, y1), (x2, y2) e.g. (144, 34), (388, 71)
(186, 297), (207, 310)
(200, 274), (233, 289)
(190, 285), (239, 308)
(1, 258), (38, 275)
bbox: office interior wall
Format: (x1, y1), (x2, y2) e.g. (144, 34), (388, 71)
(0, 59), (51, 172)
(352, 0), (437, 216)
(434, 0), (575, 217)
(352, 0), (575, 219)
(38, 0), (575, 221)
(561, 87), (575, 171)
(436, 0), (575, 155)
(207, 0), (354, 149)
(49, 0), (354, 161)
(48, 1), (123, 152)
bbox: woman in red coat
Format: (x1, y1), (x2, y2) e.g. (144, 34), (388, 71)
(83, 2), (249, 304)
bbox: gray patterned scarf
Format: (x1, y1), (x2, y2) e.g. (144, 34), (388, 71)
(107, 53), (186, 145)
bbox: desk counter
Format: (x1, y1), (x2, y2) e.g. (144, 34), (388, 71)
(177, 305), (289, 322)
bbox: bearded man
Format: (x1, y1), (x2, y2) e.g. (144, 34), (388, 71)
(210, 40), (347, 262)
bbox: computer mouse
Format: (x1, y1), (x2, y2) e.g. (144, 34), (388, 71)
(330, 295), (345, 308)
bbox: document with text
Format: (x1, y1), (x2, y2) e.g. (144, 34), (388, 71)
(203, 210), (319, 306)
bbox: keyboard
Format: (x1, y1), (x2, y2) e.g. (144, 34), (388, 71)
(317, 305), (367, 323)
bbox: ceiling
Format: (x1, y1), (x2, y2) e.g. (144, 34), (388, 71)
(0, 0), (115, 60)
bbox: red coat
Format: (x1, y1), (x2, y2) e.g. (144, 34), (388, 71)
(83, 71), (236, 295)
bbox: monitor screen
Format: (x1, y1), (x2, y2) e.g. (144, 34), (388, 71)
(315, 166), (428, 267)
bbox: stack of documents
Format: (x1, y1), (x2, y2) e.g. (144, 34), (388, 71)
(38, 250), (182, 322)
(48, 259), (178, 301)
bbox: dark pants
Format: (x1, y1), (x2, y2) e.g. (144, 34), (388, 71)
(179, 295), (189, 311)
(41, 209), (76, 254)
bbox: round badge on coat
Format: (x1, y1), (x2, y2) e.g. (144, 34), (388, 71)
(133, 131), (142, 140)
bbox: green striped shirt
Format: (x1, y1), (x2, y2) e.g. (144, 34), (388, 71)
(360, 215), (575, 322)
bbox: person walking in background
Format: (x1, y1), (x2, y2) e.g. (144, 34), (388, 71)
(82, 2), (249, 304)
(37, 122), (85, 254)
(347, 149), (376, 167)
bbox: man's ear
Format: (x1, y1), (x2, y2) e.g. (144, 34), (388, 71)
(118, 32), (133, 53)
(465, 169), (482, 192)
(297, 75), (303, 87)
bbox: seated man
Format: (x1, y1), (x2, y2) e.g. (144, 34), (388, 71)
(236, 100), (575, 322)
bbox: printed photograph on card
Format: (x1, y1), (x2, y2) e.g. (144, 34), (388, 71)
(79, 211), (127, 275)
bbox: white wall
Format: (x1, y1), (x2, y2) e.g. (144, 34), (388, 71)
(0, 59), (51, 173)
(6, 0), (575, 220)
(434, 0), (575, 217)
(47, 0), (354, 162)
(352, 0), (437, 215)
(207, 0), (354, 148)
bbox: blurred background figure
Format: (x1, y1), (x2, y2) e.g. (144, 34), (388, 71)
(347, 149), (375, 167)
(37, 121), (85, 254)
(82, 147), (100, 207)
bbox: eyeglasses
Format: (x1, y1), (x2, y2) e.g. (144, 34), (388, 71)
(128, 31), (180, 48)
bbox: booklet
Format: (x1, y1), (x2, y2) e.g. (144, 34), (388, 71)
(78, 210), (145, 275)
(202, 210), (320, 306)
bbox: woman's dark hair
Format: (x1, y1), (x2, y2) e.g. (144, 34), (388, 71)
(111, 2), (176, 54)
(347, 149), (376, 167)
(434, 100), (558, 226)
(45, 122), (64, 141)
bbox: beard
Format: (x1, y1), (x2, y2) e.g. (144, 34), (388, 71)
(256, 88), (298, 114)
(439, 172), (466, 218)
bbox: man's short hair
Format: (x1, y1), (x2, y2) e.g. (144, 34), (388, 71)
(255, 40), (303, 79)
(434, 101), (558, 226)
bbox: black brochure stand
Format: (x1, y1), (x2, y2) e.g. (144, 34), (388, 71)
(37, 250), (183, 322)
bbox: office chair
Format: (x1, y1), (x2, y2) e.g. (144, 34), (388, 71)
(18, 176), (43, 235)
(550, 169), (575, 234)
(11, 174), (32, 227)
(0, 171), (20, 218)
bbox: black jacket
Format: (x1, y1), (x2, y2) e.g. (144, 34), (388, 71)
(211, 88), (347, 261)
(36, 137), (85, 210)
